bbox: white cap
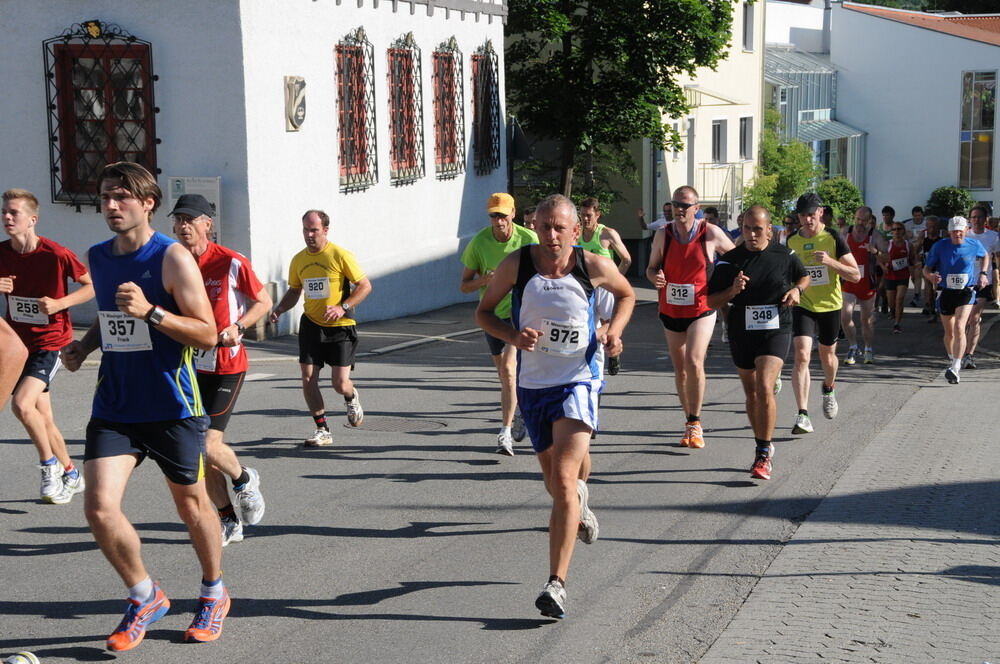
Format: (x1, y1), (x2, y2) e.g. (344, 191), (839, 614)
(948, 215), (968, 232)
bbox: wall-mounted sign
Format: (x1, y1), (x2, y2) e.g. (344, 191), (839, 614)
(167, 176), (222, 243)
(285, 76), (306, 131)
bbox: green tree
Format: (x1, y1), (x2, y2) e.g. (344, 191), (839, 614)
(743, 107), (821, 214)
(925, 186), (976, 218)
(817, 177), (865, 221)
(506, 0), (736, 196)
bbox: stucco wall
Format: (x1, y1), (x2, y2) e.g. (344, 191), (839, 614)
(766, 0), (826, 52)
(832, 4), (999, 213)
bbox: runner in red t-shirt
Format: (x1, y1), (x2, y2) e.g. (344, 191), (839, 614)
(645, 185), (735, 449)
(171, 194), (272, 546)
(840, 211), (881, 365)
(0, 189), (94, 503)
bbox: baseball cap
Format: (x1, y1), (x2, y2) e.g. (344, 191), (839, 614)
(795, 192), (823, 215)
(169, 194), (215, 218)
(486, 193), (515, 216)
(948, 215), (968, 232)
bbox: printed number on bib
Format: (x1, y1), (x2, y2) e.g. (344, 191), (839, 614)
(98, 311), (152, 352)
(193, 346), (218, 372)
(858, 263), (865, 279)
(891, 257), (908, 271)
(946, 273), (969, 289)
(7, 295), (47, 325)
(539, 319), (588, 356)
(806, 265), (829, 286)
(745, 304), (779, 331)
(303, 277), (329, 300)
(667, 283), (695, 306)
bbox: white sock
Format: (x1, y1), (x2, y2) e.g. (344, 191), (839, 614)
(200, 577), (225, 599)
(951, 358), (962, 372)
(500, 426), (511, 436)
(128, 577), (155, 604)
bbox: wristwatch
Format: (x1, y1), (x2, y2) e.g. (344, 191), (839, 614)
(235, 321), (246, 334)
(146, 305), (166, 327)
(342, 301), (352, 312)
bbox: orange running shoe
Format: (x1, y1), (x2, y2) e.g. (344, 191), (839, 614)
(750, 452), (772, 480)
(106, 583), (170, 652)
(185, 587), (231, 643)
(685, 422), (705, 449)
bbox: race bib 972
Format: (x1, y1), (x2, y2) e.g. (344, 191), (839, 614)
(538, 319), (588, 356)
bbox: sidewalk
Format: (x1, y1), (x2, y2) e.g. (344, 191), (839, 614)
(700, 322), (1000, 663)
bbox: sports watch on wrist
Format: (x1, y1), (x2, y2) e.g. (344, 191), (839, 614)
(146, 306), (166, 327)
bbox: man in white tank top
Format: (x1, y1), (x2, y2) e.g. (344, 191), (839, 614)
(475, 194), (635, 620)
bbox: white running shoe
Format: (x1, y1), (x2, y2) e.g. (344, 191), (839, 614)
(844, 347), (858, 366)
(577, 479), (599, 544)
(511, 409), (527, 442)
(945, 367), (960, 384)
(822, 390), (839, 419)
(235, 467), (265, 526)
(792, 413), (814, 434)
(40, 462), (64, 503)
(221, 516), (244, 547)
(863, 349), (874, 364)
(535, 580), (567, 619)
(304, 428), (333, 447)
(49, 471), (85, 505)
(346, 390), (364, 427)
(496, 429), (514, 456)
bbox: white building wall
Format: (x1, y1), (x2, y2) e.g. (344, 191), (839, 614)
(832, 4), (999, 213)
(0, 0), (248, 324)
(766, 0), (826, 52)
(240, 0), (507, 329)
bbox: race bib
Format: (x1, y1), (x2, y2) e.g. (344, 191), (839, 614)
(193, 346), (218, 372)
(8, 295), (48, 325)
(98, 311), (152, 352)
(858, 263), (865, 279)
(666, 283), (695, 306)
(745, 304), (780, 331)
(303, 277), (329, 300)
(891, 257), (908, 271)
(946, 273), (969, 289)
(806, 265), (829, 286)
(538, 319), (588, 356)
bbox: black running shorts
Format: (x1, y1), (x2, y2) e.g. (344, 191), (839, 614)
(729, 331), (792, 371)
(792, 308), (841, 346)
(85, 416), (209, 485)
(196, 372), (245, 432)
(484, 318), (513, 356)
(937, 288), (975, 316)
(658, 310), (715, 334)
(298, 314), (358, 368)
(16, 349), (61, 393)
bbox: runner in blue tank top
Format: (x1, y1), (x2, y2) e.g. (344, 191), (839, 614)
(476, 194), (635, 620)
(61, 162), (230, 650)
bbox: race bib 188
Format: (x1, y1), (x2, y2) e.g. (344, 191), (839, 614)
(99, 311), (152, 352)
(8, 295), (48, 325)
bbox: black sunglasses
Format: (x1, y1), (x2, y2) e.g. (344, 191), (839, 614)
(489, 213), (508, 219)
(670, 200), (696, 211)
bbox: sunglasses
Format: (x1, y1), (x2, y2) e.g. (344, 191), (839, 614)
(670, 200), (696, 211)
(489, 213), (508, 219)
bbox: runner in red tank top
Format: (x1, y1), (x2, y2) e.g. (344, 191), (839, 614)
(0, 188), (94, 504)
(172, 194), (273, 546)
(646, 185), (734, 449)
(840, 212), (880, 366)
(882, 222), (916, 334)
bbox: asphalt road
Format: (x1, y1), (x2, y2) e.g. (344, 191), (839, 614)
(0, 300), (971, 663)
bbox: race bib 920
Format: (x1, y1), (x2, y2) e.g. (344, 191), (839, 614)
(8, 295), (47, 325)
(98, 311), (152, 352)
(303, 277), (329, 300)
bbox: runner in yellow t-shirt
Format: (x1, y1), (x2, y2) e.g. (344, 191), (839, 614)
(270, 209), (372, 446)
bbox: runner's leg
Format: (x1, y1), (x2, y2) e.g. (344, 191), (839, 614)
(792, 335), (813, 411)
(300, 363), (325, 416)
(860, 296), (876, 349)
(35, 391), (73, 468)
(680, 313), (716, 420)
(536, 418), (591, 583)
(492, 344), (518, 428)
(84, 454), (147, 586)
(166, 477), (223, 583)
(664, 329), (690, 416)
(11, 376), (61, 463)
(841, 295), (858, 347)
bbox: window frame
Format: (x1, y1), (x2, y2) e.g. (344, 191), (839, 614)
(959, 70), (996, 191)
(711, 119), (727, 164)
(432, 38), (466, 178)
(742, 3), (755, 53)
(471, 41), (501, 176)
(387, 33), (425, 185)
(336, 28), (378, 192)
(739, 116), (753, 161)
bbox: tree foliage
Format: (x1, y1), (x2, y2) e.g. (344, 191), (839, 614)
(817, 177), (865, 221)
(926, 186), (976, 219)
(743, 107), (822, 215)
(506, 0), (736, 195)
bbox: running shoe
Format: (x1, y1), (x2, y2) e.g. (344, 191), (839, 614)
(577, 479), (599, 544)
(511, 409), (527, 442)
(50, 472), (85, 505)
(496, 429), (514, 456)
(346, 390), (364, 427)
(721, 327), (729, 344)
(962, 354), (977, 370)
(844, 347), (858, 366)
(892, 324), (902, 334)
(221, 516), (243, 547)
(607, 354), (621, 376)
(750, 452), (772, 480)
(792, 413), (813, 434)
(234, 467), (264, 526)
(863, 349), (874, 364)
(106, 583), (170, 652)
(304, 428), (333, 447)
(945, 367), (960, 384)
(184, 587), (231, 643)
(822, 390), (839, 419)
(684, 422), (705, 449)
(535, 580), (567, 619)
(39, 462), (63, 503)
(773, 376), (782, 395)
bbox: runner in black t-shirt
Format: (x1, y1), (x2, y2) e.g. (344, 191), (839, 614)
(708, 206), (810, 481)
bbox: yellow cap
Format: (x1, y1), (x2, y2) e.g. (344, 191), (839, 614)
(486, 192), (515, 216)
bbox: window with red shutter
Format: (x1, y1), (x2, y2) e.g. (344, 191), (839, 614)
(387, 33), (425, 185)
(432, 38), (466, 179)
(336, 28), (378, 192)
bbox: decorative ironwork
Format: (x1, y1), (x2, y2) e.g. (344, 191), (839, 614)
(336, 27), (378, 192)
(471, 41), (501, 175)
(432, 37), (466, 179)
(43, 20), (159, 209)
(387, 33), (425, 185)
